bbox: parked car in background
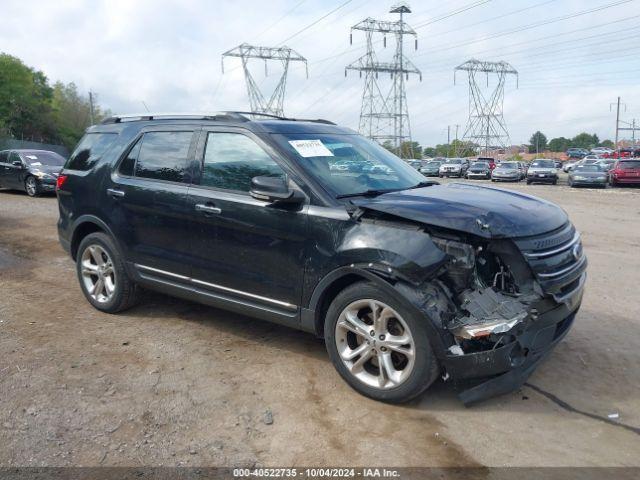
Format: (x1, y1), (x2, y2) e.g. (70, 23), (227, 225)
(566, 148), (589, 159)
(568, 164), (608, 188)
(526, 159), (558, 185)
(0, 149), (65, 196)
(419, 160), (443, 177)
(610, 159), (640, 186)
(491, 162), (522, 182)
(476, 157), (496, 170)
(465, 161), (491, 179)
(596, 158), (616, 173)
(438, 158), (469, 178)
(407, 160), (423, 170)
(581, 155), (601, 164)
(553, 160), (563, 169)
(56, 112), (586, 404)
(563, 160), (579, 172)
(591, 147), (613, 156)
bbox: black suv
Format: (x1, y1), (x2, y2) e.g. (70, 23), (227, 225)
(56, 113), (587, 405)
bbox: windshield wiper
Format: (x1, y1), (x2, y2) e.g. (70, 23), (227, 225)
(336, 188), (403, 199)
(405, 180), (438, 190)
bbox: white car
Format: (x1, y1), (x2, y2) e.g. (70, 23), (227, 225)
(438, 158), (468, 178)
(591, 147), (613, 155)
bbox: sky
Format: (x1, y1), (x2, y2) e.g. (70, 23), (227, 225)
(1, 0), (639, 147)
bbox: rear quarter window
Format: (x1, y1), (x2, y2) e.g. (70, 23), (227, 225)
(66, 133), (118, 171)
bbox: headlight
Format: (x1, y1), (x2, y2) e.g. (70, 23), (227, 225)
(573, 175), (586, 180)
(551, 168), (558, 174)
(32, 171), (52, 179)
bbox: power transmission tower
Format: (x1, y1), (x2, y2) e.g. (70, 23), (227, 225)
(346, 3), (421, 155)
(222, 43), (308, 116)
(455, 59), (518, 156)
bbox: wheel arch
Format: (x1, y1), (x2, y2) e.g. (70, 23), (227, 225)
(69, 215), (119, 261)
(305, 265), (402, 338)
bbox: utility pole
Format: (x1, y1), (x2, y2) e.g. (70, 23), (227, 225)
(447, 125), (451, 158)
(455, 59), (518, 156)
(611, 97), (621, 154)
(88, 91), (95, 125)
(346, 3), (421, 154)
(222, 44), (307, 116)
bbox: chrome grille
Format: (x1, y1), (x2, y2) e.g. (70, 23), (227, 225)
(515, 222), (587, 295)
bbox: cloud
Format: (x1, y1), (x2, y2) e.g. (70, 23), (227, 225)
(1, 0), (638, 145)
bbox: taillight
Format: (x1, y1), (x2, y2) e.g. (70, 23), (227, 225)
(56, 174), (68, 191)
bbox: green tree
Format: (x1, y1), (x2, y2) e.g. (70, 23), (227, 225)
(548, 137), (571, 152)
(599, 139), (614, 148)
(571, 132), (599, 149)
(528, 131), (547, 153)
(381, 140), (423, 159)
(0, 53), (54, 141)
(51, 82), (110, 150)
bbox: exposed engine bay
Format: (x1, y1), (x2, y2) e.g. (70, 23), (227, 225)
(430, 235), (542, 355)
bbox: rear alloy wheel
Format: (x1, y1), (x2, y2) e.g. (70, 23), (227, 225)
(76, 232), (139, 313)
(25, 176), (39, 197)
(325, 282), (439, 403)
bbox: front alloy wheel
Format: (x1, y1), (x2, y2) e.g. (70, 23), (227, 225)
(25, 177), (38, 197)
(325, 282), (439, 403)
(335, 299), (415, 390)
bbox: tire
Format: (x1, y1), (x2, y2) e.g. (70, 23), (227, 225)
(24, 176), (39, 197)
(526, 180), (531, 185)
(324, 281), (439, 403)
(76, 232), (139, 313)
(553, 179), (558, 185)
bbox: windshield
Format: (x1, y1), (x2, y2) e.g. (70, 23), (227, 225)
(471, 162), (487, 168)
(499, 162), (518, 168)
(425, 161), (441, 167)
(21, 151), (65, 166)
(445, 159), (463, 164)
(531, 160), (555, 168)
(619, 160), (640, 169)
(574, 165), (601, 172)
(272, 133), (425, 198)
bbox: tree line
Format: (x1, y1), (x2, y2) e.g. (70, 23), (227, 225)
(528, 131), (613, 154)
(0, 53), (109, 151)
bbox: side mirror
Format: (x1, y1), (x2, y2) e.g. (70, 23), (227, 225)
(12, 160), (23, 168)
(250, 176), (303, 204)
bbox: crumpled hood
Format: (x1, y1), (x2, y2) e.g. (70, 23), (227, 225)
(353, 183), (568, 238)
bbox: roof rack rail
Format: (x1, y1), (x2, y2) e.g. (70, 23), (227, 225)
(220, 111), (336, 125)
(101, 111), (336, 125)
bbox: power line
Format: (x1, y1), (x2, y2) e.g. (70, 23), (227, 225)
(416, 0), (636, 56)
(279, 0), (354, 45)
(252, 0), (307, 41)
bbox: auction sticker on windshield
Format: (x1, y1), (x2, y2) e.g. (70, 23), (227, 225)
(288, 139), (334, 158)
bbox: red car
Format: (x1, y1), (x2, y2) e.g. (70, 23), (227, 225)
(610, 159), (640, 186)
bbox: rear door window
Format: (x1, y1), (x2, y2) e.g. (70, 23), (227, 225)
(134, 131), (194, 183)
(67, 133), (117, 170)
(0, 151), (8, 164)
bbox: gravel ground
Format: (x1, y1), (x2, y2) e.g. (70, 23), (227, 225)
(0, 176), (639, 468)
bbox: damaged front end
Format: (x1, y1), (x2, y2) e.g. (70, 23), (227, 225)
(426, 227), (586, 405)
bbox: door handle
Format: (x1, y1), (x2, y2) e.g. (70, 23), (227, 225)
(107, 188), (125, 198)
(195, 203), (221, 214)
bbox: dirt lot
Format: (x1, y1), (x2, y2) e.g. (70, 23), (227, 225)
(1, 176), (639, 468)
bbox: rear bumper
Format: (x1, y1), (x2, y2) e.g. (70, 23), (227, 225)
(612, 177), (640, 184)
(492, 176), (520, 181)
(527, 175), (557, 183)
(442, 273), (584, 405)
